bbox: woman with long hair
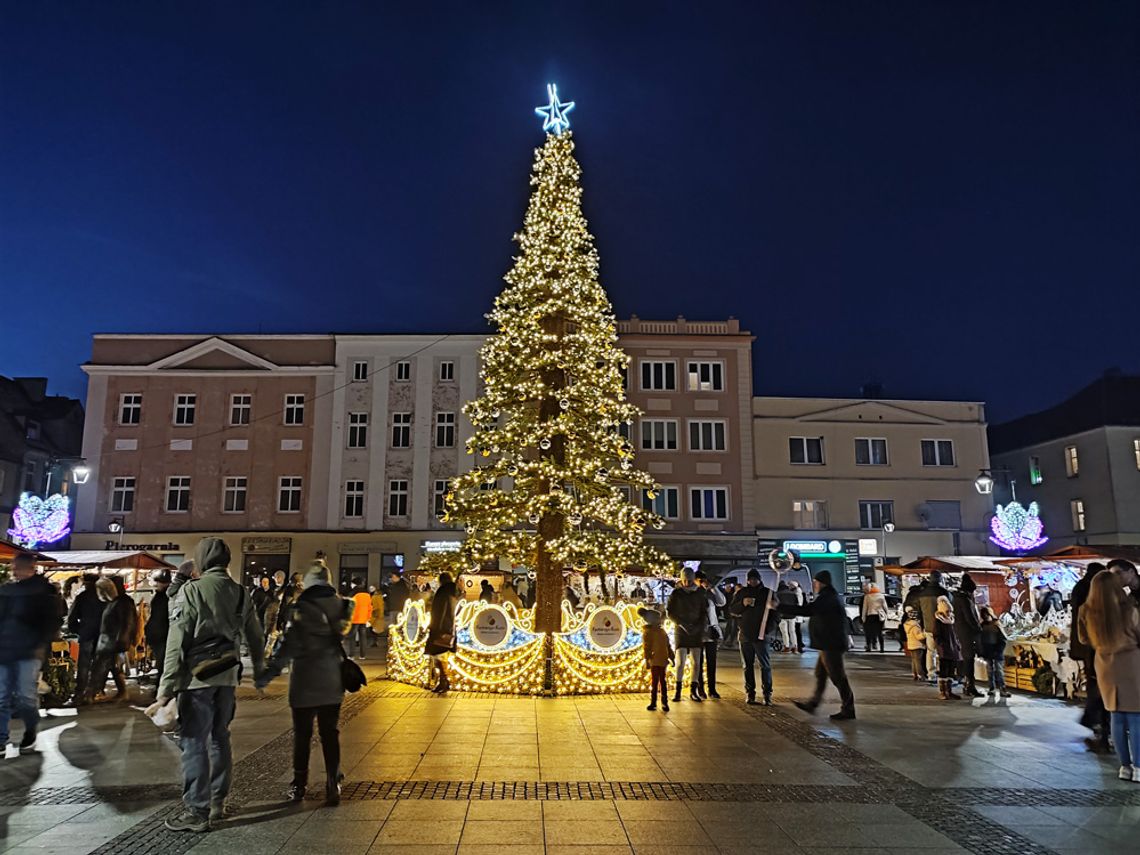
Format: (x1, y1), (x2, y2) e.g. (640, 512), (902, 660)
(256, 562), (353, 805)
(1079, 571), (1140, 782)
(424, 572), (460, 693)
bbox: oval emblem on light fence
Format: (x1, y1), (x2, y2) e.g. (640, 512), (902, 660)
(473, 604), (510, 648)
(588, 607), (624, 649)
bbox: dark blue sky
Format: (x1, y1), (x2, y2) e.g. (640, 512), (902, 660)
(2, 2), (1137, 422)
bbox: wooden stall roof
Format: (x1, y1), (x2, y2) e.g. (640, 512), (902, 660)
(998, 544), (1140, 566)
(884, 555), (1009, 576)
(0, 537), (49, 562)
(40, 550), (174, 570)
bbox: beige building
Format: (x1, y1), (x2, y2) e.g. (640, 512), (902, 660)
(73, 320), (757, 583)
(750, 396), (994, 594)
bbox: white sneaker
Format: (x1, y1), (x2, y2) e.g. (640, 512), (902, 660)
(1119, 765), (1133, 780)
(1132, 767), (1140, 784)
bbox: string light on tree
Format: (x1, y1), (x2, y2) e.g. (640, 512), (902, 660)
(989, 501), (1048, 553)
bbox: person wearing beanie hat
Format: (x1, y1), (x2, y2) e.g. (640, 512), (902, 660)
(639, 606), (673, 712)
(952, 574), (983, 698)
(666, 567), (710, 703)
(729, 567), (777, 705)
(781, 570), (856, 720)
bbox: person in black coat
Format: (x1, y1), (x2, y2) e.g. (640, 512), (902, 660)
(666, 567), (709, 703)
(781, 570), (856, 720)
(952, 574), (983, 698)
(425, 573), (460, 693)
(257, 563), (353, 805)
(67, 573), (105, 704)
(1070, 562), (1110, 751)
(145, 570), (172, 691)
(87, 577), (137, 703)
(729, 569), (776, 705)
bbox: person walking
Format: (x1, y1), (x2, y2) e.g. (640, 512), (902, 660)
(87, 577), (136, 702)
(861, 585), (888, 653)
(977, 607), (1011, 699)
(145, 569), (172, 691)
(666, 567), (708, 703)
(256, 563), (352, 805)
(157, 538), (265, 832)
(902, 607), (927, 680)
(915, 572), (949, 682)
(784, 570), (856, 720)
(1078, 570), (1140, 782)
(639, 606), (673, 712)
(425, 572), (460, 693)
(952, 575), (983, 697)
(934, 596), (962, 701)
(1071, 563), (1110, 752)
(384, 571), (413, 630)
(349, 579), (371, 659)
(0, 552), (62, 753)
(695, 571), (725, 699)
(67, 573), (104, 705)
(730, 569), (775, 705)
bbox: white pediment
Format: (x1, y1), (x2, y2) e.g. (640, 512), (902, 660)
(148, 338), (278, 372)
(794, 400), (949, 425)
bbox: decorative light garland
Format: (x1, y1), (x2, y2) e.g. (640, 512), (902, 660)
(990, 501), (1049, 552)
(7, 492), (70, 548)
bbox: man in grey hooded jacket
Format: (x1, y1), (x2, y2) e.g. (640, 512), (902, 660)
(157, 538), (264, 832)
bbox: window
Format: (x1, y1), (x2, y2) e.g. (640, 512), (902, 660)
(278, 476), (302, 513)
(347, 412), (369, 449)
(921, 500), (962, 530)
(391, 412), (412, 448)
(1071, 499), (1086, 532)
(1029, 455), (1043, 485)
(439, 361), (455, 382)
(640, 360), (677, 391)
(620, 367), (628, 391)
(435, 412), (456, 448)
(119, 394), (142, 425)
(618, 421), (632, 441)
(640, 419), (678, 451)
(433, 479), (449, 517)
(920, 439), (955, 467)
(793, 500), (828, 530)
(110, 477), (135, 513)
(222, 476), (247, 513)
(690, 487), (729, 521)
(344, 480), (365, 518)
(689, 420), (727, 452)
(230, 394), (251, 426)
(687, 361), (724, 392)
(165, 476), (191, 512)
(641, 487), (680, 519)
(352, 360), (368, 382)
(388, 480), (409, 517)
(283, 394), (305, 426)
(859, 500), (894, 529)
(855, 438), (888, 466)
(789, 436), (824, 465)
(173, 394), (196, 426)
(1064, 445), (1079, 477)
(395, 361), (411, 382)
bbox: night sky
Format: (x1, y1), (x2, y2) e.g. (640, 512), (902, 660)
(2, 3), (1137, 422)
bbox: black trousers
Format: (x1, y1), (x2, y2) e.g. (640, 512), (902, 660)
(1079, 652), (1110, 740)
(701, 641), (718, 693)
(794, 623), (804, 652)
(864, 616), (884, 651)
(809, 650), (855, 713)
(74, 639), (96, 699)
(960, 645), (978, 691)
(292, 704), (342, 785)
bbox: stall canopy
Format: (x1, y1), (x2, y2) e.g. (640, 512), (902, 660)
(884, 556), (1009, 576)
(998, 544), (1140, 566)
(0, 537), (49, 562)
(40, 550), (174, 571)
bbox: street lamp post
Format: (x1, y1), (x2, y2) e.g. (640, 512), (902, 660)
(108, 518), (125, 549)
(974, 468), (1016, 501)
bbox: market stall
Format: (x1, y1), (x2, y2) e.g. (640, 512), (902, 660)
(40, 549), (174, 598)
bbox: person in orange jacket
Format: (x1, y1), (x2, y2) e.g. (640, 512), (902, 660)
(349, 578), (372, 659)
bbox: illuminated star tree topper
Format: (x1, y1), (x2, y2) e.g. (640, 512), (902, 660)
(535, 83), (575, 135)
(989, 501), (1048, 553)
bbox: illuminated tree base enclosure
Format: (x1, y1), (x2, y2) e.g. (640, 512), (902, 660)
(387, 600), (688, 695)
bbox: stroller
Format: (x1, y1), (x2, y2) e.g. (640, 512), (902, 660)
(41, 640), (78, 709)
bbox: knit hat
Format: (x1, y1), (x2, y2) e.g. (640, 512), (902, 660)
(679, 566), (696, 584)
(814, 570), (833, 587)
(303, 562), (332, 589)
(638, 606), (663, 626)
(747, 569), (762, 582)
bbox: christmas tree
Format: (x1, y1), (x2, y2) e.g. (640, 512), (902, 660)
(444, 86), (674, 633)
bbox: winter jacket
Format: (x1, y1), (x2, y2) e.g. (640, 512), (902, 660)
(250, 586), (272, 626)
(67, 585), (105, 642)
(933, 615), (961, 662)
(97, 595), (138, 656)
(914, 581), (949, 632)
(952, 589), (981, 654)
(159, 539), (265, 697)
(351, 591), (372, 625)
(1079, 602), (1140, 713)
(978, 622), (1007, 661)
(145, 589), (170, 648)
(259, 583), (351, 708)
(425, 581), (459, 655)
(385, 579), (414, 615)
(642, 625), (674, 667)
(1068, 569), (1100, 661)
(702, 584), (726, 641)
(729, 584), (777, 643)
(781, 584), (848, 652)
(666, 585), (709, 648)
(0, 573), (61, 663)
(370, 592), (386, 633)
(903, 618), (926, 652)
(861, 592), (887, 622)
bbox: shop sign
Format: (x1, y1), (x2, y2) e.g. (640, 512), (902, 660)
(242, 537), (292, 554)
(857, 538), (880, 556)
(782, 540), (845, 555)
(422, 540), (461, 553)
(588, 607), (624, 649)
(105, 541), (182, 552)
(404, 607), (420, 642)
(472, 605), (509, 648)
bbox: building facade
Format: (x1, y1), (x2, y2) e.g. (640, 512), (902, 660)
(73, 320), (756, 583)
(989, 374), (1140, 547)
(751, 396), (994, 594)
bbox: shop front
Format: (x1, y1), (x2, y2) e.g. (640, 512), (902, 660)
(756, 537), (878, 595)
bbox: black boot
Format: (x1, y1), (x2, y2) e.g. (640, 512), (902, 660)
(325, 772), (343, 807)
(689, 685), (703, 702)
(287, 771), (307, 802)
